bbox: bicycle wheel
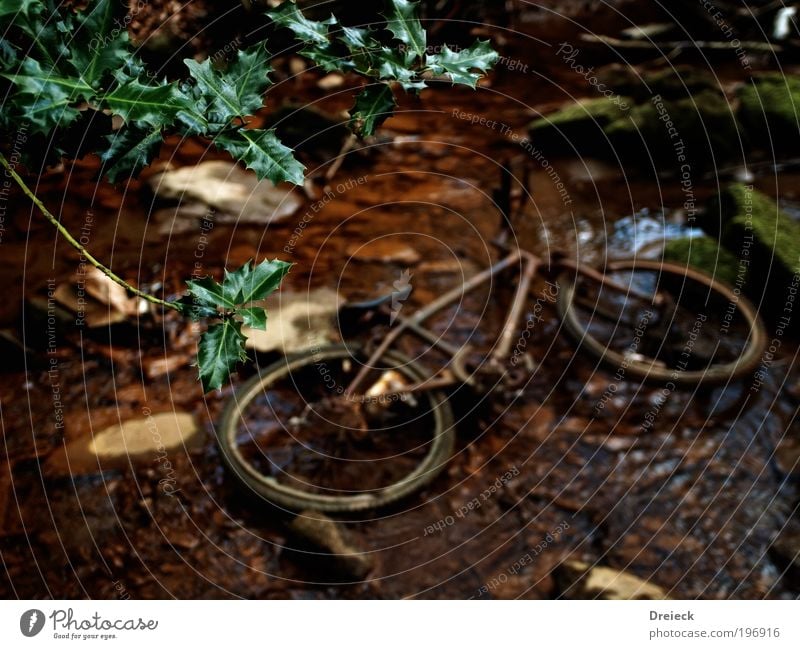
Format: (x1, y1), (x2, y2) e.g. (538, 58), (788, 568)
(556, 259), (767, 385)
(217, 343), (455, 512)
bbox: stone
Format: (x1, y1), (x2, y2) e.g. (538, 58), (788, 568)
(738, 73), (800, 149)
(244, 288), (341, 354)
(44, 411), (201, 477)
(555, 560), (670, 599)
(346, 239), (421, 265)
(51, 268), (147, 328)
(718, 183), (800, 278)
(663, 235), (743, 286)
(530, 66), (739, 168)
(149, 160), (302, 225)
(289, 509), (373, 579)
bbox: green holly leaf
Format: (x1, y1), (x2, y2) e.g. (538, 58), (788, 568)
(239, 306), (267, 330)
(215, 129), (305, 185)
(426, 41), (498, 88)
(221, 261), (253, 305)
(267, 2), (336, 46)
(100, 126), (164, 183)
(339, 26), (381, 52)
(72, 0), (129, 87)
(2, 58), (91, 133)
(174, 296), (219, 321)
(186, 276), (235, 310)
(299, 43), (355, 73)
(349, 83), (397, 137)
(238, 259), (292, 303)
(184, 44), (272, 126)
(377, 47), (425, 90)
(383, 0), (426, 59)
(198, 319), (248, 392)
(0, 0), (39, 20)
(101, 77), (186, 128)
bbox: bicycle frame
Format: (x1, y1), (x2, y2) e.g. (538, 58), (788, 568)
(343, 248), (660, 400)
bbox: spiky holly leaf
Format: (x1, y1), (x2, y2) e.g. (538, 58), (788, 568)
(0, 0), (39, 20)
(174, 296), (219, 321)
(239, 307), (267, 330)
(383, 0), (426, 59)
(198, 319), (248, 392)
(299, 43), (356, 73)
(221, 261), (253, 305)
(102, 77), (186, 128)
(349, 83), (397, 137)
(339, 26), (381, 52)
(100, 126), (163, 182)
(377, 47), (425, 90)
(215, 129), (305, 185)
(184, 44), (272, 127)
(186, 276), (235, 310)
(267, 2), (336, 46)
(2, 58), (91, 133)
(71, 0), (129, 87)
(237, 259), (292, 303)
(426, 41), (498, 88)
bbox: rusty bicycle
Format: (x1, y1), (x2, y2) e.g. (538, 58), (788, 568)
(218, 248), (767, 512)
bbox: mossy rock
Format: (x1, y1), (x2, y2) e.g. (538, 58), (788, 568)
(529, 97), (632, 156)
(717, 183), (800, 326)
(663, 236), (743, 287)
(737, 73), (800, 148)
(719, 183), (800, 277)
(529, 89), (738, 167)
(599, 65), (721, 103)
(604, 90), (739, 166)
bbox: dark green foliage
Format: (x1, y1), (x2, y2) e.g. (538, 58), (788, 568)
(182, 259), (292, 391)
(0, 0), (497, 390)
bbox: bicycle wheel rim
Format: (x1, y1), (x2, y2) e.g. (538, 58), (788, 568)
(556, 260), (767, 386)
(218, 344), (455, 512)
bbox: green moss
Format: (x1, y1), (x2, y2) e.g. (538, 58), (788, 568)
(721, 183), (800, 277)
(663, 235), (743, 286)
(530, 97), (631, 132)
(737, 73), (800, 146)
(599, 65), (722, 102)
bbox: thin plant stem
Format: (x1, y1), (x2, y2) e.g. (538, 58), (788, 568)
(0, 153), (180, 312)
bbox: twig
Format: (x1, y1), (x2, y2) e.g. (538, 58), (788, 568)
(0, 153), (181, 312)
(580, 33), (781, 53)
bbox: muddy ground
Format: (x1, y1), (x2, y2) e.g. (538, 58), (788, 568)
(1, 2), (800, 598)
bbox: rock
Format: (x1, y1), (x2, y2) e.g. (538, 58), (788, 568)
(346, 239), (421, 265)
(317, 73), (345, 90)
(45, 411), (201, 477)
(718, 183), (800, 275)
(738, 74), (800, 149)
(289, 510), (373, 579)
(663, 235), (743, 286)
(52, 268), (148, 328)
(769, 524), (800, 592)
(716, 184), (800, 325)
(142, 354), (191, 380)
(244, 288), (341, 354)
(530, 97), (631, 149)
(530, 66), (739, 168)
(555, 560), (670, 599)
(149, 161), (302, 225)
